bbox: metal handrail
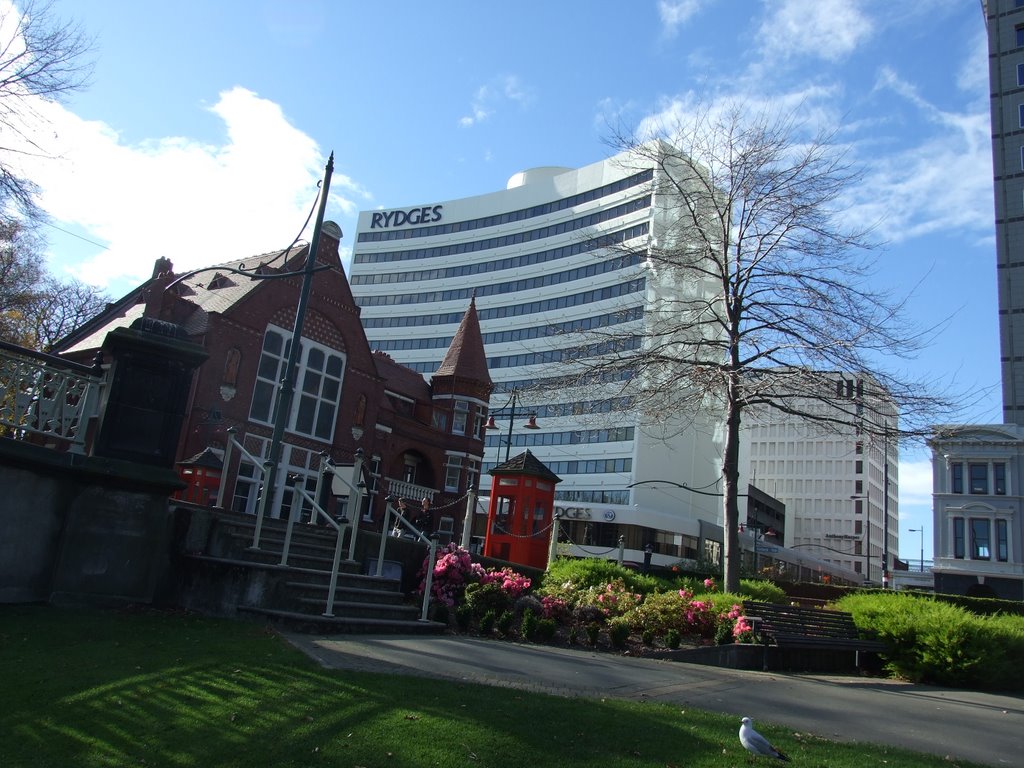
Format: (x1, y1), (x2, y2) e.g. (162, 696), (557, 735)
(214, 427), (276, 550)
(319, 452), (365, 563)
(376, 496), (439, 622)
(285, 477), (350, 617)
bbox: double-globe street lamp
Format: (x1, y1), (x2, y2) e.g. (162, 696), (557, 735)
(485, 387), (539, 462)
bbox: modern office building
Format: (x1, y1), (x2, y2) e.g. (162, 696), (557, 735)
(920, 0), (1024, 599)
(349, 147), (725, 565)
(988, 0), (1024, 426)
(739, 375), (899, 585)
(349, 147), (872, 584)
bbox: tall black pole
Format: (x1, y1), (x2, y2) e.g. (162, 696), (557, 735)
(505, 390), (516, 462)
(252, 153), (335, 545)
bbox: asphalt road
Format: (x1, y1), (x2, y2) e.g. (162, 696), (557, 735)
(286, 633), (1023, 767)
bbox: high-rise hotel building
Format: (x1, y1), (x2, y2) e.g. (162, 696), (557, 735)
(349, 147), (724, 564)
(988, 0), (1024, 425)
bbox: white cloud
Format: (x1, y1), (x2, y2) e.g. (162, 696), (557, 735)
(758, 0), (873, 63)
(658, 0), (706, 37)
(634, 84), (842, 150)
(459, 76), (533, 127)
(842, 67), (992, 243)
(898, 459), (934, 508)
(13, 87), (361, 291)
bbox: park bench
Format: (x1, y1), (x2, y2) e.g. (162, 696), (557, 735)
(742, 600), (888, 670)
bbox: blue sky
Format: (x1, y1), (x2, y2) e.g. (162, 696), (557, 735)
(13, 0), (995, 562)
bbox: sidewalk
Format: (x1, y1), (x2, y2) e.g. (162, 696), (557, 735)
(286, 633), (1023, 767)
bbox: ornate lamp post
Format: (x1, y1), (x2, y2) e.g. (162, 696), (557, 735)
(485, 387), (539, 462)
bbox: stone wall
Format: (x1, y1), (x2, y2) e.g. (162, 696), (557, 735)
(0, 435), (183, 605)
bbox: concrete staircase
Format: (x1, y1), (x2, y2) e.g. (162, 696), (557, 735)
(172, 505), (445, 635)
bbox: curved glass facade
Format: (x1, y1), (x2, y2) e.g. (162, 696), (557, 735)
(349, 149), (720, 521)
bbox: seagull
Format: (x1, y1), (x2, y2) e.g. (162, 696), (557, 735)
(739, 717), (791, 761)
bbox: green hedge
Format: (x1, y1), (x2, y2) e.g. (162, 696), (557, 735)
(537, 558), (661, 598)
(836, 591), (1024, 690)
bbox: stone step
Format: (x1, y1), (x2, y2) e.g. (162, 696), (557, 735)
(289, 596), (420, 620)
(239, 606), (445, 635)
(284, 580), (405, 603)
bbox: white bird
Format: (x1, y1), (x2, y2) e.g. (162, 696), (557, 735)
(739, 717), (791, 761)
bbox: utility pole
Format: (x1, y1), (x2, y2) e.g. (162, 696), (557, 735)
(252, 153), (335, 547)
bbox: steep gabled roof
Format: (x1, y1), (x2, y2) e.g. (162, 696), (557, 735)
(373, 350), (431, 401)
(433, 296), (491, 387)
(53, 242), (324, 355)
(489, 449), (562, 482)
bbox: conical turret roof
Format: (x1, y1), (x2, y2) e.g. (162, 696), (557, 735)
(434, 296), (492, 389)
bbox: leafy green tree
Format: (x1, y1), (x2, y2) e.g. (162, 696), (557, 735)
(0, 218), (106, 350)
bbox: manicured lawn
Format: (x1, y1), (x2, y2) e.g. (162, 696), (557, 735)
(0, 605), (985, 768)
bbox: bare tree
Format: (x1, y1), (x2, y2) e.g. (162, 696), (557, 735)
(0, 217), (106, 350)
(570, 102), (953, 592)
(0, 0), (92, 220)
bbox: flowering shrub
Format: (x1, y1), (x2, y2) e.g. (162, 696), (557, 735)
(732, 615), (756, 643)
(575, 579), (644, 619)
(703, 578), (717, 591)
(723, 603), (757, 643)
(539, 595), (570, 622)
(683, 597), (719, 639)
(418, 543), (486, 607)
(538, 558), (658, 606)
(480, 567), (532, 599)
(417, 545), (533, 611)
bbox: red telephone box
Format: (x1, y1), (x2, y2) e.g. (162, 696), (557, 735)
(175, 446), (223, 505)
(483, 450), (561, 569)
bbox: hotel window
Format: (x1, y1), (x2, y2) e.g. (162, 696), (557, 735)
(951, 462), (964, 494)
(953, 517), (965, 559)
(971, 518), (991, 560)
(444, 455), (463, 493)
(1017, 24), (1024, 47)
(997, 519), (1009, 562)
(1019, 63), (1024, 88)
(1019, 103), (1024, 128)
(452, 400), (469, 435)
(1020, 144), (1024, 171)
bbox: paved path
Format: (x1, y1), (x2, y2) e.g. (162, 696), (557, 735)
(286, 633), (1024, 767)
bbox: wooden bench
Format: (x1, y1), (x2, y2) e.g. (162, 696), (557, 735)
(742, 601), (887, 669)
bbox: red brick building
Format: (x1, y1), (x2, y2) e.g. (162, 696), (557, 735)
(53, 223), (493, 533)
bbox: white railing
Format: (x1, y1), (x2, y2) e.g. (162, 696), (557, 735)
(277, 452), (366, 617)
(0, 341), (103, 454)
(385, 477), (438, 505)
(376, 495), (438, 622)
(214, 427), (275, 548)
